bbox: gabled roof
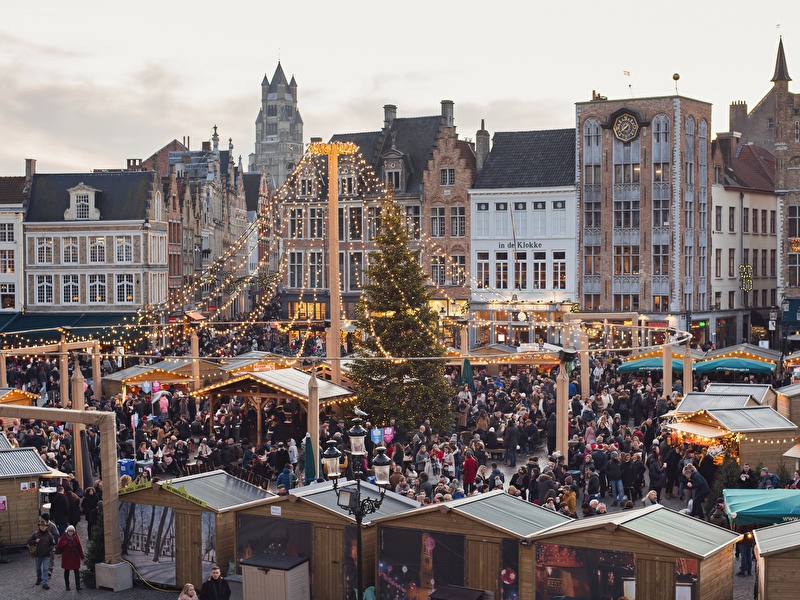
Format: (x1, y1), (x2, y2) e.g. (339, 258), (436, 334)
(724, 144), (775, 192)
(147, 470), (272, 512)
(675, 392), (758, 413)
(26, 171), (153, 222)
(535, 504), (739, 559)
(142, 139), (188, 176)
(275, 479), (418, 524)
(0, 447), (52, 479)
(331, 115), (443, 195)
(704, 342), (781, 363)
(194, 368), (356, 404)
(708, 406), (797, 432)
(704, 383), (775, 405)
(474, 129), (575, 189)
(0, 176), (26, 204)
(755, 519), (800, 555)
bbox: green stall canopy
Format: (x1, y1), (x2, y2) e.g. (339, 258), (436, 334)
(724, 489), (800, 526)
(695, 357), (775, 374)
(618, 357), (686, 373)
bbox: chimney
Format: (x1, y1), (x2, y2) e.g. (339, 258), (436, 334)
(127, 158), (142, 171)
(476, 119), (490, 172)
(202, 141), (212, 152)
(310, 137), (323, 144)
(383, 104), (397, 130)
(24, 158), (36, 193)
(441, 100), (454, 127)
(729, 100), (748, 134)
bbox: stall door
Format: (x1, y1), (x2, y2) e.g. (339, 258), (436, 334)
(313, 526), (343, 599)
(466, 539), (499, 598)
(636, 558), (674, 600)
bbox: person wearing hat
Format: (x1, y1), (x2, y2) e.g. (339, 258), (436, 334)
(28, 517), (56, 589)
(55, 525), (84, 590)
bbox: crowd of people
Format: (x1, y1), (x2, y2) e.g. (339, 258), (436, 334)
(6, 341), (798, 595)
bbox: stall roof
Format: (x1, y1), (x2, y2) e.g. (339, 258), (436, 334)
(371, 489), (570, 537)
(535, 504), (740, 559)
(284, 480), (419, 524)
(708, 406), (797, 432)
(704, 383), (775, 405)
(0, 435), (11, 450)
(194, 368), (356, 404)
(675, 393), (757, 413)
(0, 387), (40, 404)
(0, 447), (51, 479)
(753, 520), (800, 556)
(157, 471), (272, 512)
(664, 421), (727, 439)
(783, 441), (800, 459)
(219, 351), (293, 373)
(704, 343), (781, 363)
(448, 490), (570, 537)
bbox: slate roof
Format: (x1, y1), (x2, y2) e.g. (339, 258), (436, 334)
(474, 129), (576, 189)
(26, 171), (153, 222)
(268, 62), (289, 94)
(773, 36), (792, 82)
(0, 447), (52, 479)
(331, 115), (443, 195)
(0, 176), (26, 204)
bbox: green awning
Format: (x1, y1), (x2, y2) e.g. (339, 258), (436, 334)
(2, 312), (136, 344)
(724, 489), (800, 526)
(695, 357), (775, 374)
(618, 357), (686, 373)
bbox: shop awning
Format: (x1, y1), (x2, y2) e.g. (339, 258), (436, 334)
(618, 357), (686, 373)
(724, 489), (800, 525)
(694, 357), (775, 374)
(664, 421), (727, 439)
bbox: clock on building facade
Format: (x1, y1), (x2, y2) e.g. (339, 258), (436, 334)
(613, 113), (639, 142)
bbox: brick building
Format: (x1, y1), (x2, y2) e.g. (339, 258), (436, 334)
(575, 93), (713, 345)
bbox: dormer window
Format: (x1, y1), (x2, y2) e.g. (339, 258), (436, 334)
(65, 183), (101, 221)
(385, 160), (403, 192)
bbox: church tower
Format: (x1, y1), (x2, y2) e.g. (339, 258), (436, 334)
(248, 62), (304, 189)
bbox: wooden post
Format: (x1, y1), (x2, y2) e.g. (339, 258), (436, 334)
(0, 353), (6, 388)
(0, 405), (121, 563)
(580, 330), (590, 400)
(191, 330), (200, 391)
(327, 149), (342, 386)
(683, 346), (693, 394)
(92, 341), (102, 400)
(59, 332), (69, 409)
(556, 360), (570, 457)
(662, 344), (673, 397)
(308, 363), (320, 477)
(71, 363), (85, 489)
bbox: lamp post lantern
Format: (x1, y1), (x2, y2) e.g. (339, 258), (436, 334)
(324, 418), (391, 599)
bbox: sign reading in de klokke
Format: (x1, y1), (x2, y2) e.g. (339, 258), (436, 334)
(497, 240), (543, 249)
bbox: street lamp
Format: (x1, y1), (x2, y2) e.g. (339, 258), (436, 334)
(322, 418), (391, 599)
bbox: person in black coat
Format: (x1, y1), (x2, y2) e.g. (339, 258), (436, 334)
(199, 565), (232, 600)
(48, 484), (70, 536)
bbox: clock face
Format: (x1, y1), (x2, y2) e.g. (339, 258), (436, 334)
(613, 114), (639, 142)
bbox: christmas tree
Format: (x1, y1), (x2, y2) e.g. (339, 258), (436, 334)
(350, 199), (454, 434)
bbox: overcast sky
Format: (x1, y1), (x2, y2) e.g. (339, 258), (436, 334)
(1, 0), (796, 175)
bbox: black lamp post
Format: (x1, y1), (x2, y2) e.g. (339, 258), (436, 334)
(322, 418), (391, 599)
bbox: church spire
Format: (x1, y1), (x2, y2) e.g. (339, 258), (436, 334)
(772, 36), (792, 83)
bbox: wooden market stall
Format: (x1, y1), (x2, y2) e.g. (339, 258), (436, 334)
(0, 388), (41, 407)
(117, 470), (271, 587)
(372, 490), (570, 599)
(101, 358), (224, 399)
(769, 380), (800, 426)
(533, 504), (740, 600)
(234, 479), (418, 599)
(753, 518), (800, 599)
(0, 447), (52, 546)
(193, 368), (357, 446)
(663, 406), (797, 467)
(674, 391), (759, 415)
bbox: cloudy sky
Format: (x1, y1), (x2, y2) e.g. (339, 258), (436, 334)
(1, 0), (796, 174)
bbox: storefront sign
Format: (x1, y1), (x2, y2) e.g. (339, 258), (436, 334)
(497, 240), (543, 249)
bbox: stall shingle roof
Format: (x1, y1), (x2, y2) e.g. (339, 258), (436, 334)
(160, 471), (272, 511)
(288, 480), (418, 524)
(708, 406), (797, 432)
(535, 505), (740, 559)
(753, 519), (800, 556)
(0, 447), (52, 479)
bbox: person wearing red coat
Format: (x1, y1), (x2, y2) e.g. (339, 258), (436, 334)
(55, 525), (85, 591)
(462, 451), (479, 494)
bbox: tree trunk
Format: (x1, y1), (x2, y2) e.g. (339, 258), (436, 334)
(152, 507), (170, 562)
